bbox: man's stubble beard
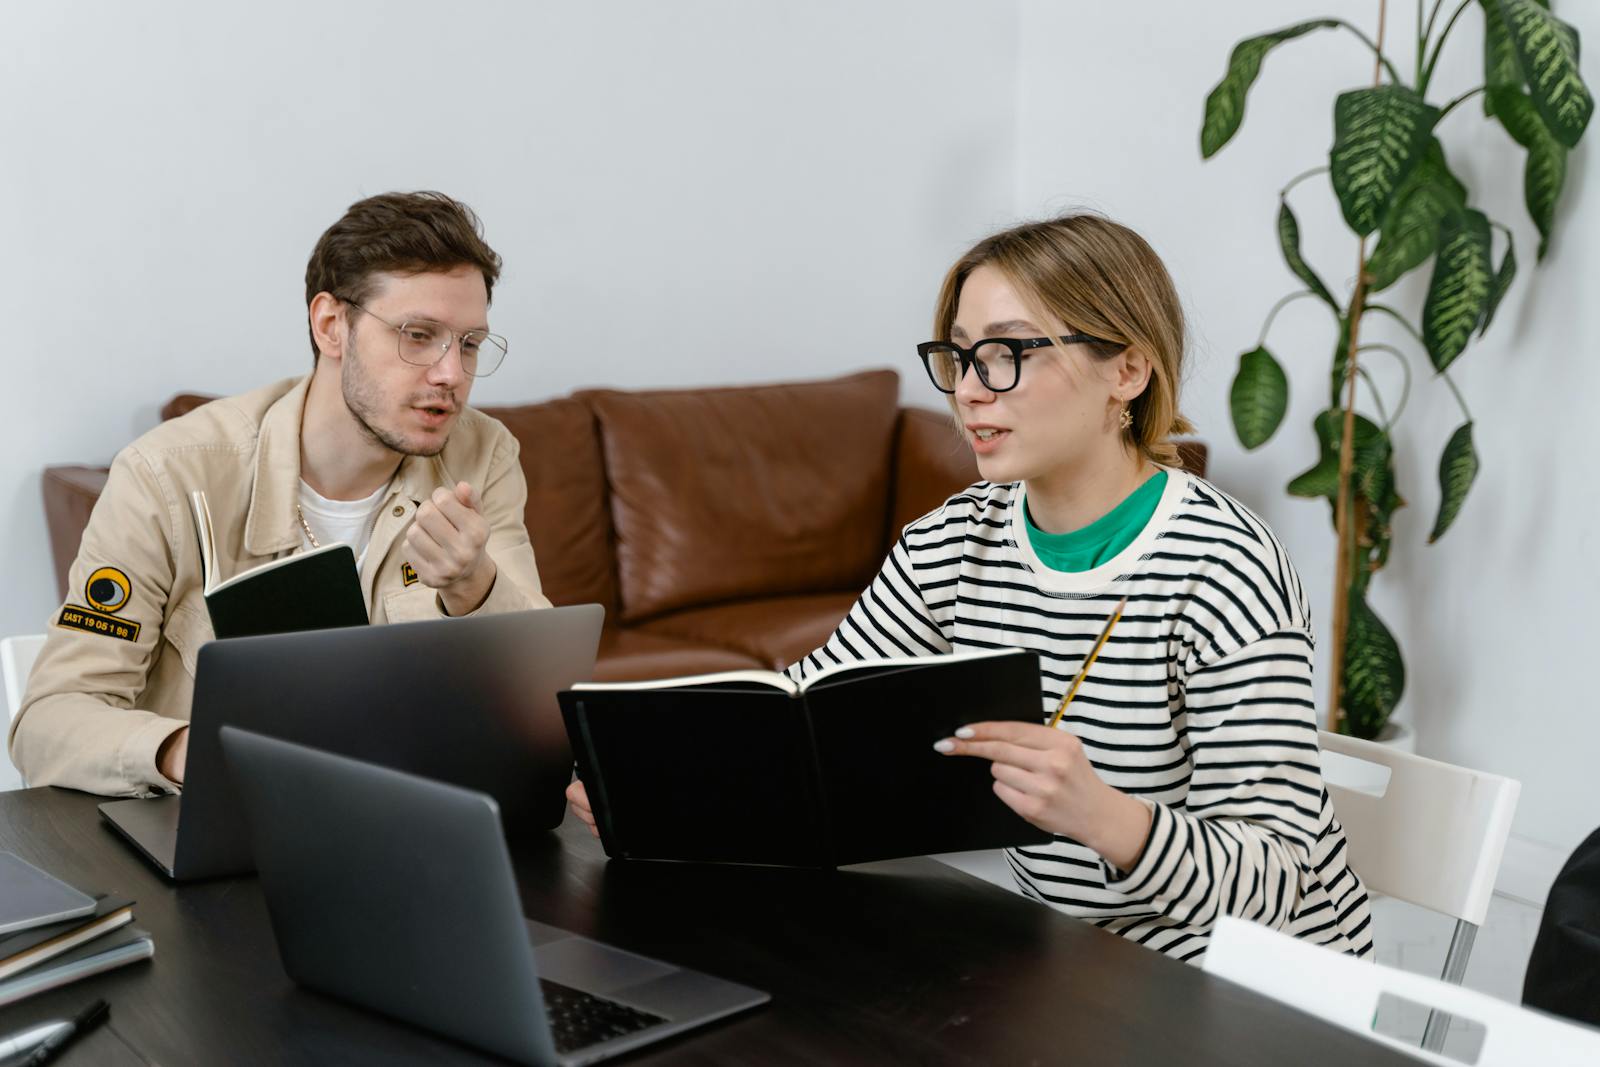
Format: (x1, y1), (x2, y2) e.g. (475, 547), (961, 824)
(340, 335), (455, 458)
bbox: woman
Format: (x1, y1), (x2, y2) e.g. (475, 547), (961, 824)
(570, 214), (1372, 963)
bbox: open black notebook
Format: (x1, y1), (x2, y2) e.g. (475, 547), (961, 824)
(560, 648), (1052, 868)
(190, 490), (368, 640)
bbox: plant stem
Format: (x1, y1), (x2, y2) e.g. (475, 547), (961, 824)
(1440, 367), (1474, 422)
(1357, 343), (1414, 424)
(1417, 0), (1430, 87)
(1436, 85), (1486, 123)
(1329, 0), (1389, 734)
(1333, 19), (1404, 84)
(1356, 366), (1392, 427)
(1421, 0), (1472, 93)
(1256, 290), (1324, 347)
(1365, 303), (1426, 347)
(1280, 166), (1330, 198)
(1422, 0), (1446, 53)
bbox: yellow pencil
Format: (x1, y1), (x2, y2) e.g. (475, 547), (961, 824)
(1046, 595), (1129, 729)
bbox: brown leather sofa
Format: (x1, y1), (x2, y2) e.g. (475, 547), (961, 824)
(41, 368), (1206, 682)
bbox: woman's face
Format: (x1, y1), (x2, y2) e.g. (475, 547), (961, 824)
(950, 264), (1134, 485)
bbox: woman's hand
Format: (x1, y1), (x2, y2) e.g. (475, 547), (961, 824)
(935, 721), (1153, 872)
(565, 778), (598, 837)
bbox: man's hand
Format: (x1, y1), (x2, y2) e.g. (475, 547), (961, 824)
(566, 779), (598, 837)
(407, 481), (496, 616)
(157, 726), (189, 785)
(935, 720), (1153, 872)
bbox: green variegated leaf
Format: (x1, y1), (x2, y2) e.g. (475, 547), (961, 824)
(1364, 452), (1404, 572)
(1480, 233), (1518, 335)
(1491, 86), (1569, 257)
(1342, 589), (1405, 739)
(1354, 424), (1394, 515)
(1288, 409), (1385, 503)
(1288, 410), (1341, 499)
(1230, 346), (1290, 450)
(1330, 86), (1439, 236)
(1495, 83), (1552, 147)
(1429, 421), (1479, 542)
(1365, 138), (1467, 291)
(1277, 200), (1338, 309)
(1482, 0), (1524, 117)
(1201, 19), (1340, 157)
(1422, 209), (1492, 371)
(1496, 0), (1592, 148)
(1524, 134), (1567, 259)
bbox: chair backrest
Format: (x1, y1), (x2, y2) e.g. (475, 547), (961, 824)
(1319, 730), (1520, 927)
(2, 634), (46, 725)
(1205, 916), (1600, 1065)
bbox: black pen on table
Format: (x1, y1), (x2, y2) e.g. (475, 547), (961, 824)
(21, 998), (107, 1066)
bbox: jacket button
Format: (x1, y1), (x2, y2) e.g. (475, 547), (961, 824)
(392, 506), (405, 517)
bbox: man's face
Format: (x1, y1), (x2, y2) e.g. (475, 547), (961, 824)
(339, 267), (488, 457)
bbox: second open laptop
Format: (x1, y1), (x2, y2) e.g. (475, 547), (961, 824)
(219, 726), (768, 1066)
(98, 603), (604, 881)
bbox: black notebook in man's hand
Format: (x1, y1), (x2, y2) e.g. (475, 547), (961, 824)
(190, 490), (369, 639)
(559, 648), (1052, 868)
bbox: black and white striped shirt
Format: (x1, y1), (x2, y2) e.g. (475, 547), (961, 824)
(788, 471), (1374, 962)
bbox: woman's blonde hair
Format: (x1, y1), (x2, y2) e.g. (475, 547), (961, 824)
(932, 213), (1195, 468)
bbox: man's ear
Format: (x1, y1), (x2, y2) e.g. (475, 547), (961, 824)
(1117, 345), (1154, 402)
(308, 292), (347, 363)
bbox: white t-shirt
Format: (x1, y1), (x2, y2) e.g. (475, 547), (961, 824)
(296, 480), (389, 567)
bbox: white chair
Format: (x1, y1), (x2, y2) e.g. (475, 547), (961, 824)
(1, 633), (46, 789)
(1205, 915), (1600, 1065)
(932, 848), (1026, 895)
(1319, 729), (1521, 1052)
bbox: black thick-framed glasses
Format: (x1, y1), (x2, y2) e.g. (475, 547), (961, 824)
(915, 335), (1122, 394)
(344, 301), (509, 378)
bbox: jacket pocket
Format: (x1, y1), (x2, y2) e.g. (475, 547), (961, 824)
(383, 584), (443, 624)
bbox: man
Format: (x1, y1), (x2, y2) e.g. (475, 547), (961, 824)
(10, 191), (550, 796)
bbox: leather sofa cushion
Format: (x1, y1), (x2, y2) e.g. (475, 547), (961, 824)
(583, 369), (901, 623)
(890, 407), (978, 538)
(42, 466), (112, 602)
(160, 393), (216, 421)
(637, 591), (858, 671)
(593, 626), (765, 683)
(481, 399), (616, 613)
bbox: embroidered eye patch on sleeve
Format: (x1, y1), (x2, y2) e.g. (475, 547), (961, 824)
(58, 566), (141, 641)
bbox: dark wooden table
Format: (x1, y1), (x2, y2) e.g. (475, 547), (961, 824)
(0, 787), (1412, 1065)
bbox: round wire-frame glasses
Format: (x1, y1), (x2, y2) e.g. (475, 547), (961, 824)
(346, 301), (509, 378)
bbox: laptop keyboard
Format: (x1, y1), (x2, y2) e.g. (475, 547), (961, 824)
(539, 977), (668, 1053)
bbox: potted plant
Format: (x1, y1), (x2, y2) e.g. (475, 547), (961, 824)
(1199, 0), (1590, 740)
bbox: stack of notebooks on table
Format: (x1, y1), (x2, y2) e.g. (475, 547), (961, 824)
(0, 853), (152, 1007)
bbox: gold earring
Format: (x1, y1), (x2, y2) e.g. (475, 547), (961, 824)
(1119, 406), (1134, 430)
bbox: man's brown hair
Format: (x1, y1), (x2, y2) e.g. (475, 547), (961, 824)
(304, 191), (502, 361)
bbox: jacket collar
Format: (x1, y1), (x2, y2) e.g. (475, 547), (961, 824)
(244, 374), (458, 556)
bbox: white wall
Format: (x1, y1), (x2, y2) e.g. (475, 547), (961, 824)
(8, 0), (1595, 862)
(1, 0), (1018, 641)
(1016, 0), (1599, 856)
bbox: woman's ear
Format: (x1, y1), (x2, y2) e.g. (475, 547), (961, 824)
(308, 291), (347, 363)
(1116, 345), (1154, 402)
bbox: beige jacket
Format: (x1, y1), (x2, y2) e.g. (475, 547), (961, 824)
(11, 376), (551, 796)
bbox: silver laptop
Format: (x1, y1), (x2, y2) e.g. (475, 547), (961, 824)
(219, 726), (768, 1066)
(99, 604), (604, 881)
